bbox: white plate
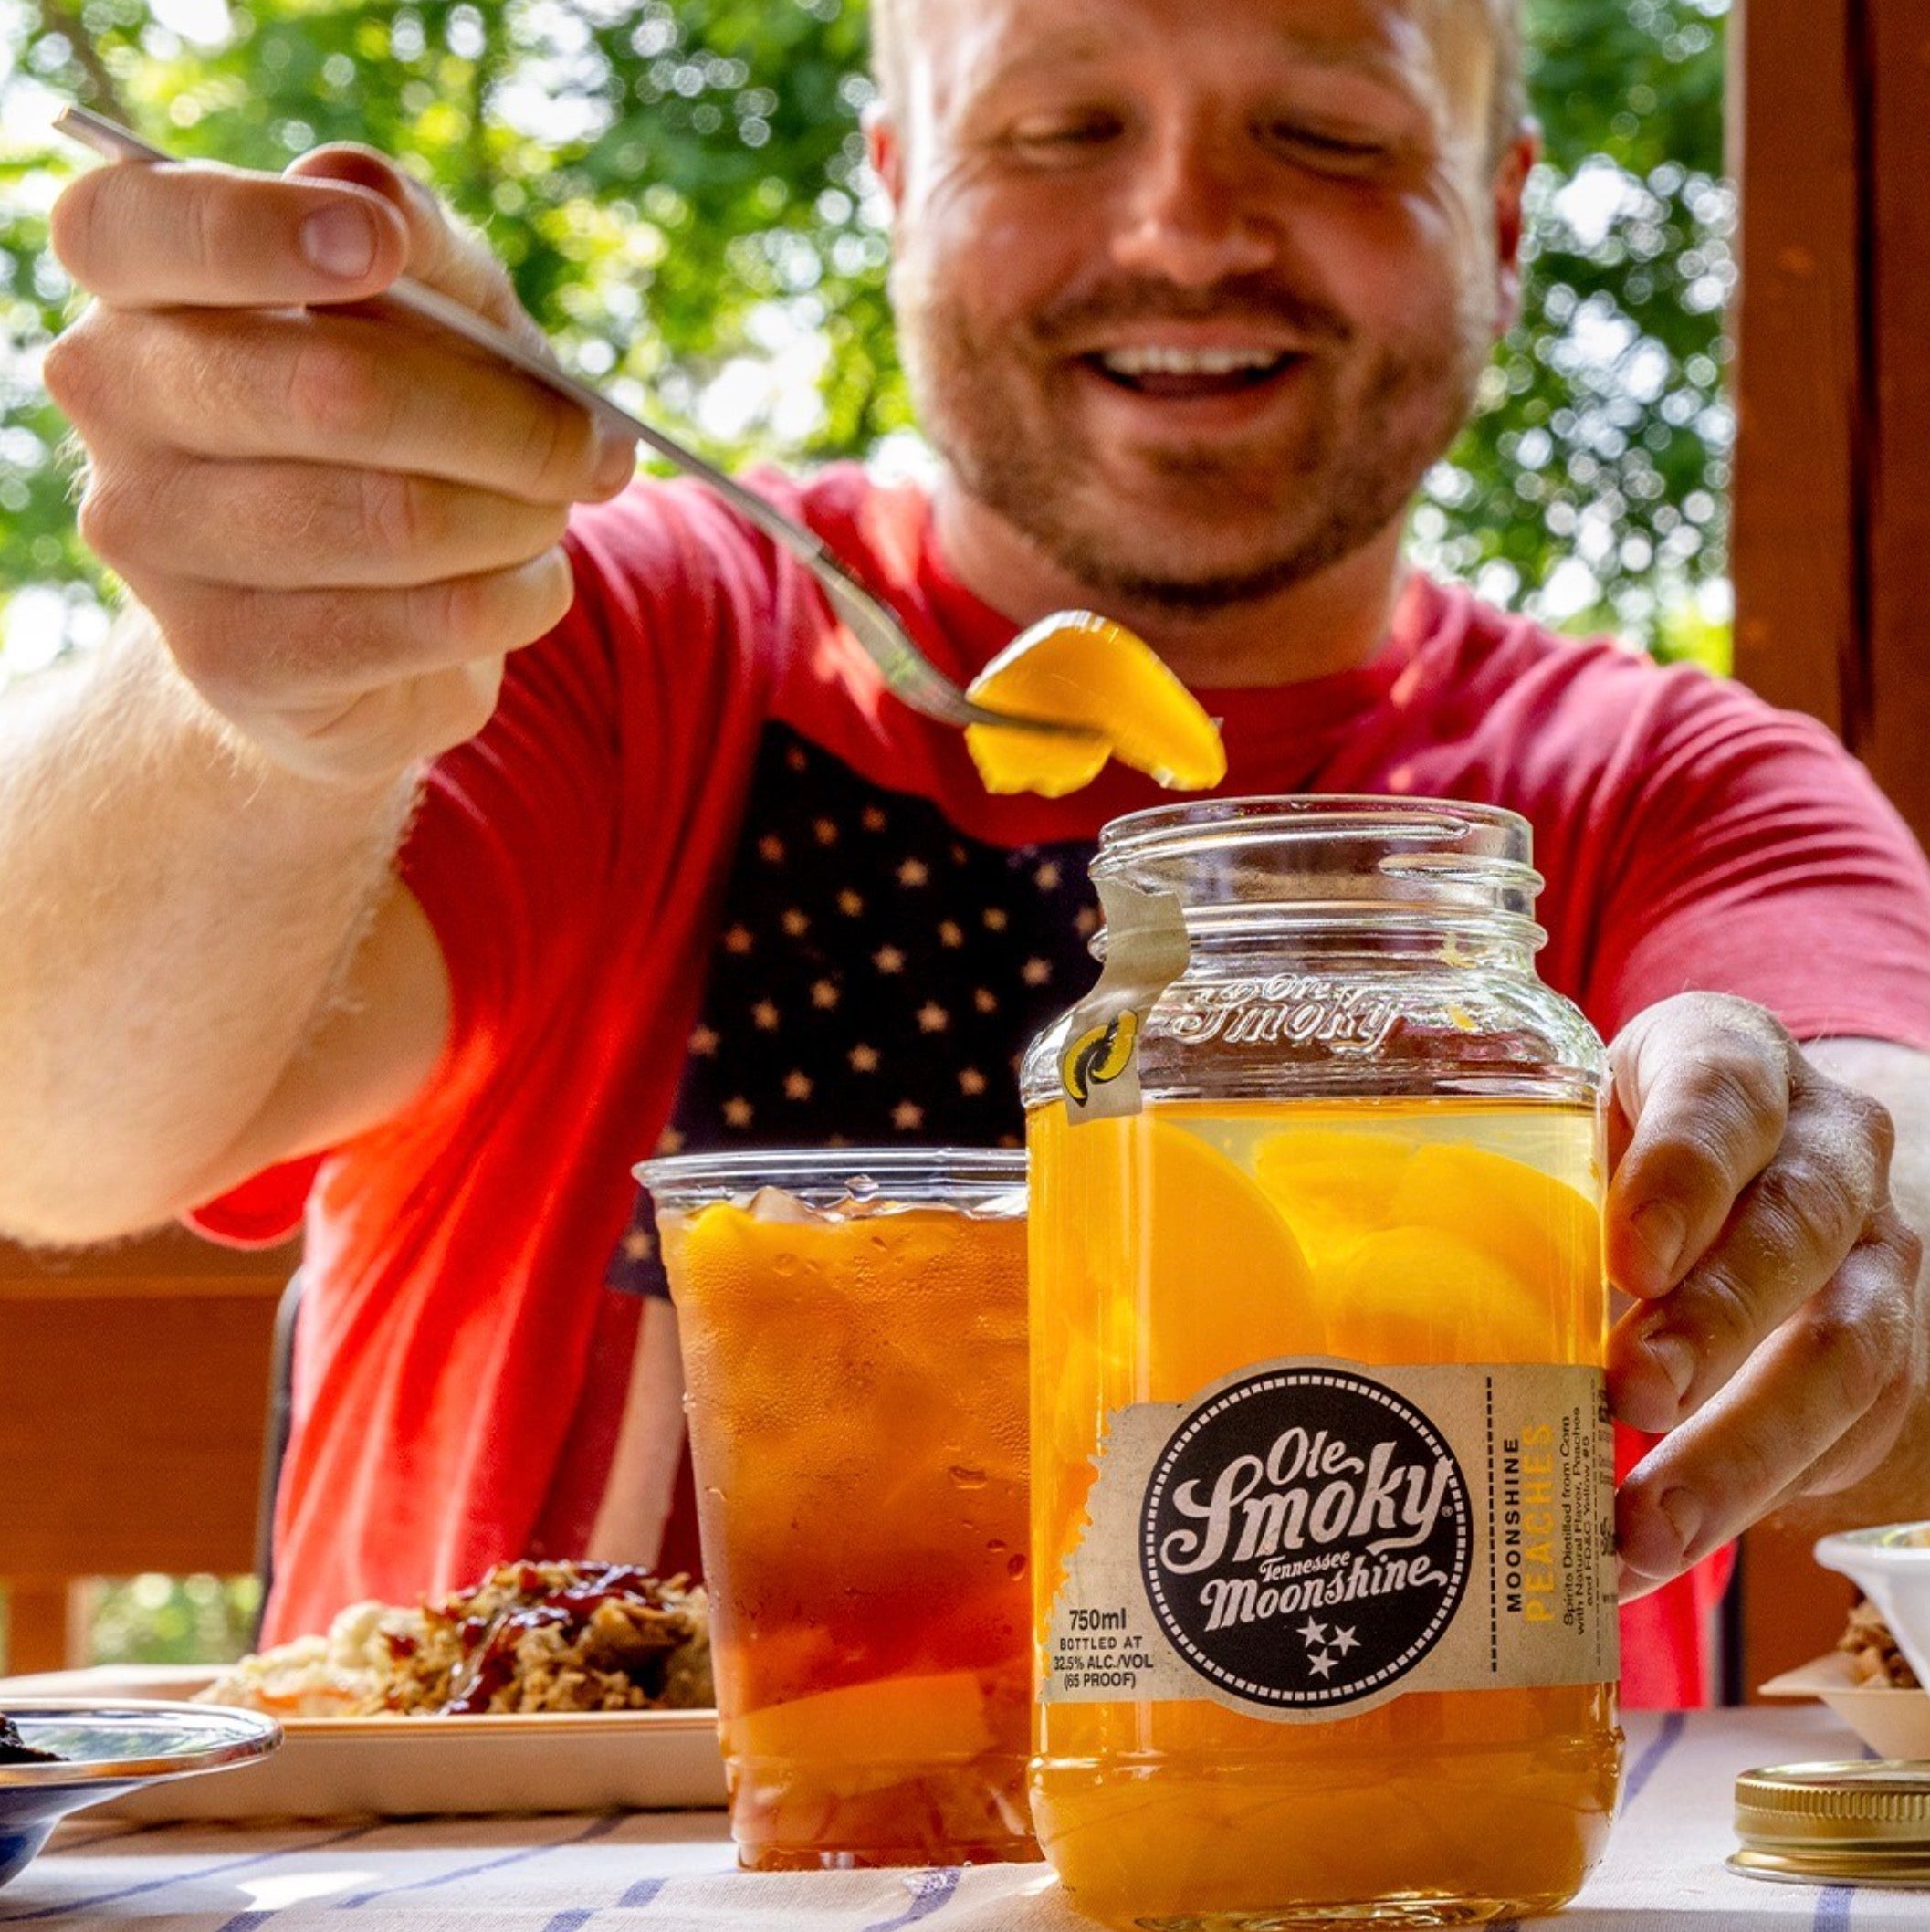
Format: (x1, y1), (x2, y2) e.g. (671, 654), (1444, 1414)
(0, 1666), (726, 1819)
(1758, 1651), (1930, 1760)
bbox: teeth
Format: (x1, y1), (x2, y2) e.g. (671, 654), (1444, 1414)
(1097, 346), (1285, 378)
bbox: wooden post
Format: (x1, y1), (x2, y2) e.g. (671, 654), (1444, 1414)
(1727, 0), (1930, 1699)
(1731, 0), (1930, 847)
(1726, 0), (1862, 738)
(1862, 1), (1930, 842)
(3, 1581), (79, 1676)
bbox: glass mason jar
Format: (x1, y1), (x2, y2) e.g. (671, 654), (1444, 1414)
(1023, 797), (1622, 1930)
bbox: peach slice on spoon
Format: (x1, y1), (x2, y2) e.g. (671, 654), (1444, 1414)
(964, 611), (1227, 798)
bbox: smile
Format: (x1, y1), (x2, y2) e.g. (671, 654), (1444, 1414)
(1083, 346), (1303, 398)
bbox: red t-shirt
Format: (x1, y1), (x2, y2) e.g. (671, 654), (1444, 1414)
(198, 466), (1930, 1708)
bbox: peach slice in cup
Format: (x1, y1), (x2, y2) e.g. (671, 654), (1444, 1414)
(965, 611), (1227, 798)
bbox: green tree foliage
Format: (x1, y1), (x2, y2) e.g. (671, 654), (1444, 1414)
(1422, 0), (1732, 653)
(0, 0), (1730, 673)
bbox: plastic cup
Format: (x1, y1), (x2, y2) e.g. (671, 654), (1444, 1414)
(636, 1148), (1034, 1871)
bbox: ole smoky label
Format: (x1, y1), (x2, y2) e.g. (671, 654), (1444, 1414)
(1141, 1368), (1471, 1707)
(1041, 1357), (1617, 1718)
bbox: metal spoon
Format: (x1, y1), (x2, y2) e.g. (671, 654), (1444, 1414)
(53, 102), (1069, 734)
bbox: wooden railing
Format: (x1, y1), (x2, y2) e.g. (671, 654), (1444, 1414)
(0, 1227), (296, 1674)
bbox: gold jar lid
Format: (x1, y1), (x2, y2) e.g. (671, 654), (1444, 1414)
(1732, 1761), (1930, 1886)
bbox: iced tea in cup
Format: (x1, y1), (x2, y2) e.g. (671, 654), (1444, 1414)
(636, 1148), (1035, 1870)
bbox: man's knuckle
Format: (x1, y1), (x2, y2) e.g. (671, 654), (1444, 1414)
(1799, 1303), (1892, 1416)
(284, 334), (392, 445)
(164, 604), (254, 711)
(74, 473), (142, 563)
(1842, 1087), (1898, 1164)
(1697, 1053), (1787, 1133)
(530, 548), (576, 634)
(423, 662), (502, 750)
(1636, 1120), (1732, 1203)
(181, 187), (226, 283)
(521, 403), (593, 498)
(1680, 1264), (1754, 1354)
(1715, 1428), (1784, 1509)
(361, 469), (438, 563)
(48, 173), (117, 284)
(1751, 1154), (1864, 1264)
(47, 182), (90, 278)
(411, 573), (481, 651)
(1878, 1209), (1925, 1282)
(40, 323), (110, 425)
(38, 327), (81, 409)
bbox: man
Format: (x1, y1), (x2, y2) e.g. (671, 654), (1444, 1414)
(5, 0), (1926, 1708)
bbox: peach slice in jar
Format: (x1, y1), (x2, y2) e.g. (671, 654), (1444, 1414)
(965, 611), (1227, 798)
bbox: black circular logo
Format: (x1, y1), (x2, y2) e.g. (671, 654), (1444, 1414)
(1139, 1367), (1472, 1709)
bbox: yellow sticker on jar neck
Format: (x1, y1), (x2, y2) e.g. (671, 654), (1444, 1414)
(1058, 879), (1191, 1124)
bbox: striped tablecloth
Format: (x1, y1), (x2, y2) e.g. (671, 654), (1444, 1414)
(5, 1706), (1926, 1929)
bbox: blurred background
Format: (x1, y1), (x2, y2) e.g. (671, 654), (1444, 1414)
(0, 0), (1735, 1668)
(0, 0), (1735, 691)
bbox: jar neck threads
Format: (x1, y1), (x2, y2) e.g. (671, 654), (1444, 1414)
(1090, 796), (1547, 958)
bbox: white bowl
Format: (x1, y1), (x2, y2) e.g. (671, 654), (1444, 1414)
(1759, 1651), (1930, 1760)
(1814, 1523), (1930, 1690)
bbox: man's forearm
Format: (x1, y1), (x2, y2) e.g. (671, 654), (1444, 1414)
(0, 614), (418, 1244)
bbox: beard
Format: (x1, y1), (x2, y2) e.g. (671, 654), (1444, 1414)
(896, 262), (1493, 613)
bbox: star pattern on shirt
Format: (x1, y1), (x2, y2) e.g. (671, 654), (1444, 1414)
(604, 724), (1100, 1299)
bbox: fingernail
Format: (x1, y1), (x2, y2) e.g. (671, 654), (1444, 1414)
(1631, 1200), (1688, 1285)
(1643, 1328), (1696, 1405)
(593, 431), (636, 492)
(300, 204), (378, 279)
(1659, 1487), (1703, 1563)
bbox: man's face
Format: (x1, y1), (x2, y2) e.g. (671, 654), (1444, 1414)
(875, 0), (1526, 614)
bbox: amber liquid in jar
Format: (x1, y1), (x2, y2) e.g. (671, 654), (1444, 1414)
(1028, 1096), (1620, 1928)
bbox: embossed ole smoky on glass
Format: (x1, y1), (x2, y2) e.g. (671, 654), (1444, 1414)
(1022, 794), (1602, 1109)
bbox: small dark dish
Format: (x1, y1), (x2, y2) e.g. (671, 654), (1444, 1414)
(0, 1702), (280, 1889)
